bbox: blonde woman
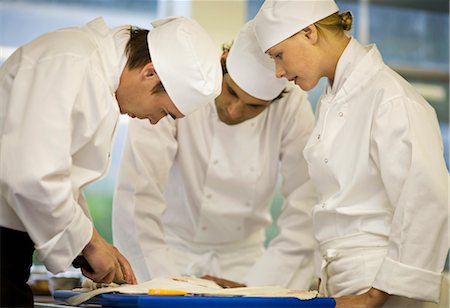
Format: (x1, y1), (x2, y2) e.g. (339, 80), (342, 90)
(254, 1), (448, 307)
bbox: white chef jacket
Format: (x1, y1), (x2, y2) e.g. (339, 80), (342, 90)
(0, 18), (128, 274)
(112, 83), (318, 288)
(304, 38), (448, 303)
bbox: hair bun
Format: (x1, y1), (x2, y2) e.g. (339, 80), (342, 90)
(340, 11), (353, 31)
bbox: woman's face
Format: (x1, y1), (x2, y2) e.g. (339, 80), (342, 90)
(267, 29), (323, 91)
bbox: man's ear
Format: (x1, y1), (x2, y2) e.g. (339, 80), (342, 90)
(220, 49), (229, 64)
(141, 62), (158, 79)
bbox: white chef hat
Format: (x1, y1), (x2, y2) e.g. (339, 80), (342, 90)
(254, 0), (340, 52)
(226, 20), (287, 101)
(147, 16), (222, 116)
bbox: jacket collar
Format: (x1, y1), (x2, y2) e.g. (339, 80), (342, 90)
(323, 37), (385, 104)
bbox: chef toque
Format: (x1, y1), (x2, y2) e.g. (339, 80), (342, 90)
(254, 0), (340, 52)
(147, 16), (222, 116)
(226, 20), (287, 101)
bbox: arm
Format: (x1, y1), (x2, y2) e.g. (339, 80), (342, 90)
(0, 52), (95, 274)
(112, 117), (180, 282)
(244, 87), (318, 289)
(369, 97), (448, 302)
(1, 50), (136, 284)
(335, 288), (390, 308)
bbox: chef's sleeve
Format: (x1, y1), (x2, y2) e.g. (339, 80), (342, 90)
(0, 50), (93, 273)
(371, 96), (448, 303)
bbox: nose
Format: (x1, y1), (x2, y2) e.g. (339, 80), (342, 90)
(275, 62), (285, 78)
(227, 100), (244, 119)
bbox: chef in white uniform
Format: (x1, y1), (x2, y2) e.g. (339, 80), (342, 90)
(254, 0), (448, 307)
(0, 16), (222, 307)
(112, 20), (318, 289)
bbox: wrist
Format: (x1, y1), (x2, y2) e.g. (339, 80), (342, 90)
(367, 288), (390, 307)
(82, 226), (98, 254)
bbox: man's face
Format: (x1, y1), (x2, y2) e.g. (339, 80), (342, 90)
(116, 63), (184, 125)
(215, 74), (272, 125)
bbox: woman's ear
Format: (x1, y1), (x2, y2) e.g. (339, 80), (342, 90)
(302, 24), (319, 45)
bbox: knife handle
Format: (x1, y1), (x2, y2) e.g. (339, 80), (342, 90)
(72, 255), (93, 272)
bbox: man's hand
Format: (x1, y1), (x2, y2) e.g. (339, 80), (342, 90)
(80, 227), (137, 285)
(335, 288), (390, 308)
(201, 275), (246, 288)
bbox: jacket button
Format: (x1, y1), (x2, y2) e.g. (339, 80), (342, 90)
(338, 112), (344, 117)
(324, 158), (328, 163)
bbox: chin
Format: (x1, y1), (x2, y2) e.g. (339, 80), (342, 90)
(297, 79), (318, 92)
(219, 117), (241, 126)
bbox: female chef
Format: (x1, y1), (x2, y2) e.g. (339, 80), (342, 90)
(0, 16), (221, 306)
(253, 0), (448, 307)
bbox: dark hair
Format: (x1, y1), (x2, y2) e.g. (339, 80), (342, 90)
(125, 27), (151, 70)
(125, 27), (165, 94)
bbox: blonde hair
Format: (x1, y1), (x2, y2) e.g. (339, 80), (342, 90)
(315, 11), (353, 34)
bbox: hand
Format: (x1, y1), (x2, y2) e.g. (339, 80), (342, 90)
(201, 275), (246, 288)
(80, 227), (137, 285)
(335, 288), (390, 308)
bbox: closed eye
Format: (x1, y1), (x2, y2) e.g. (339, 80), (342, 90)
(248, 104), (265, 109)
(227, 85), (238, 98)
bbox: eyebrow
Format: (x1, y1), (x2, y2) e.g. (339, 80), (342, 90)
(267, 49), (278, 59)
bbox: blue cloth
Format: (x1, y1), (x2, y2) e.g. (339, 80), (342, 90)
(54, 290), (336, 307)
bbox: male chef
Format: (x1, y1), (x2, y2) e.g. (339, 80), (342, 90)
(0, 16), (222, 307)
(113, 21), (317, 289)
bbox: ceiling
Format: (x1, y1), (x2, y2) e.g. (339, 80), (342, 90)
(339, 0), (449, 13)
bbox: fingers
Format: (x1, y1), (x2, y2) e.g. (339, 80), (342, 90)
(81, 228), (137, 285)
(81, 265), (115, 284)
(113, 247), (138, 284)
